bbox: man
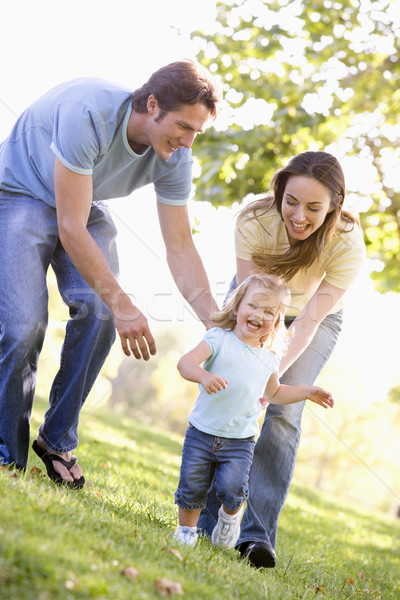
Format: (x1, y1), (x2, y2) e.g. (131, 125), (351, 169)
(0, 60), (220, 487)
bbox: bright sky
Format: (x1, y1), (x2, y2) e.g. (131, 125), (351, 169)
(1, 0), (399, 407)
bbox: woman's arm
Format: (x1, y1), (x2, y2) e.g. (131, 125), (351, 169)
(236, 257), (257, 284)
(177, 341), (228, 394)
(278, 279), (345, 376)
(263, 373), (334, 409)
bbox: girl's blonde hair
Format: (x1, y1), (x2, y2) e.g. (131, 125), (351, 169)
(237, 151), (359, 281)
(211, 273), (290, 351)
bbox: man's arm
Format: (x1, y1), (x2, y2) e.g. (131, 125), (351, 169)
(54, 159), (156, 360)
(157, 202), (219, 328)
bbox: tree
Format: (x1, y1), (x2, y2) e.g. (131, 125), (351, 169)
(191, 0), (400, 291)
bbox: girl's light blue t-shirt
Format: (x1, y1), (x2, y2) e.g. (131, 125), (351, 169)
(0, 78), (193, 207)
(188, 327), (280, 439)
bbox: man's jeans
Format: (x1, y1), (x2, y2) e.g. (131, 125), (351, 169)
(175, 424), (256, 512)
(198, 303), (343, 548)
(0, 195), (118, 469)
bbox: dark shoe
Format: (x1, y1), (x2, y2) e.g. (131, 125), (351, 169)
(238, 541), (276, 568)
(32, 440), (85, 489)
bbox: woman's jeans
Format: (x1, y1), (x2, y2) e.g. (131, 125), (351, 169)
(0, 195), (118, 469)
(198, 292), (343, 549)
(175, 424), (256, 512)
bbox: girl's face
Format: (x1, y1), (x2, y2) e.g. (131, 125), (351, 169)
(281, 175), (333, 243)
(233, 284), (281, 348)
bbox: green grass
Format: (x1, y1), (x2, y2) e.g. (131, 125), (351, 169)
(1, 397), (399, 600)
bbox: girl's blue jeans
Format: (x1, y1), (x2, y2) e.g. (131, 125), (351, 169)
(0, 195), (118, 469)
(197, 275), (343, 549)
(175, 424), (256, 512)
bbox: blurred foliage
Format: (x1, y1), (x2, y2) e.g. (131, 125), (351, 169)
(387, 381), (400, 405)
(191, 0), (400, 292)
(297, 355), (400, 513)
(108, 325), (198, 435)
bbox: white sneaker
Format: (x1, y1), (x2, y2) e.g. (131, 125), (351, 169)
(172, 526), (199, 547)
(211, 506), (244, 550)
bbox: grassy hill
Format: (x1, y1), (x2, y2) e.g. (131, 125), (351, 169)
(1, 396), (399, 600)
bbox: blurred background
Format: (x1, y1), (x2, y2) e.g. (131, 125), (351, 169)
(1, 0), (399, 515)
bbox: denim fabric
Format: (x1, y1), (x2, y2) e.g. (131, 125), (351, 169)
(0, 195), (118, 468)
(175, 424), (256, 512)
(198, 307), (343, 548)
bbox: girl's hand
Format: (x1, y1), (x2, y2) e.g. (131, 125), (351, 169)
(200, 372), (228, 395)
(259, 397), (269, 409)
(307, 387), (334, 409)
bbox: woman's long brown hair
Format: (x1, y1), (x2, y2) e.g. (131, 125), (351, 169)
(237, 151), (359, 281)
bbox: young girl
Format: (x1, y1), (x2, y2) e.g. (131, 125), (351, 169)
(173, 273), (334, 549)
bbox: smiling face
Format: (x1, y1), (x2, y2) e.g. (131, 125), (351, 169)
(233, 284), (281, 348)
(281, 175), (333, 243)
(144, 96), (212, 160)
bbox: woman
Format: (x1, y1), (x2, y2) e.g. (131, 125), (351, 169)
(198, 151), (366, 567)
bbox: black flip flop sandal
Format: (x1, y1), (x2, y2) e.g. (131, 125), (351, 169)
(32, 440), (85, 489)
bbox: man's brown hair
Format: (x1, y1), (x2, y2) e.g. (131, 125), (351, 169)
(131, 59), (220, 120)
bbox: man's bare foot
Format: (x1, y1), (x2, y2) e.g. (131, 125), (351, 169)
(36, 435), (84, 484)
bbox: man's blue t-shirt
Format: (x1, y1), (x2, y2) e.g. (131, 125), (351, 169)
(188, 327), (280, 439)
(0, 78), (193, 207)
